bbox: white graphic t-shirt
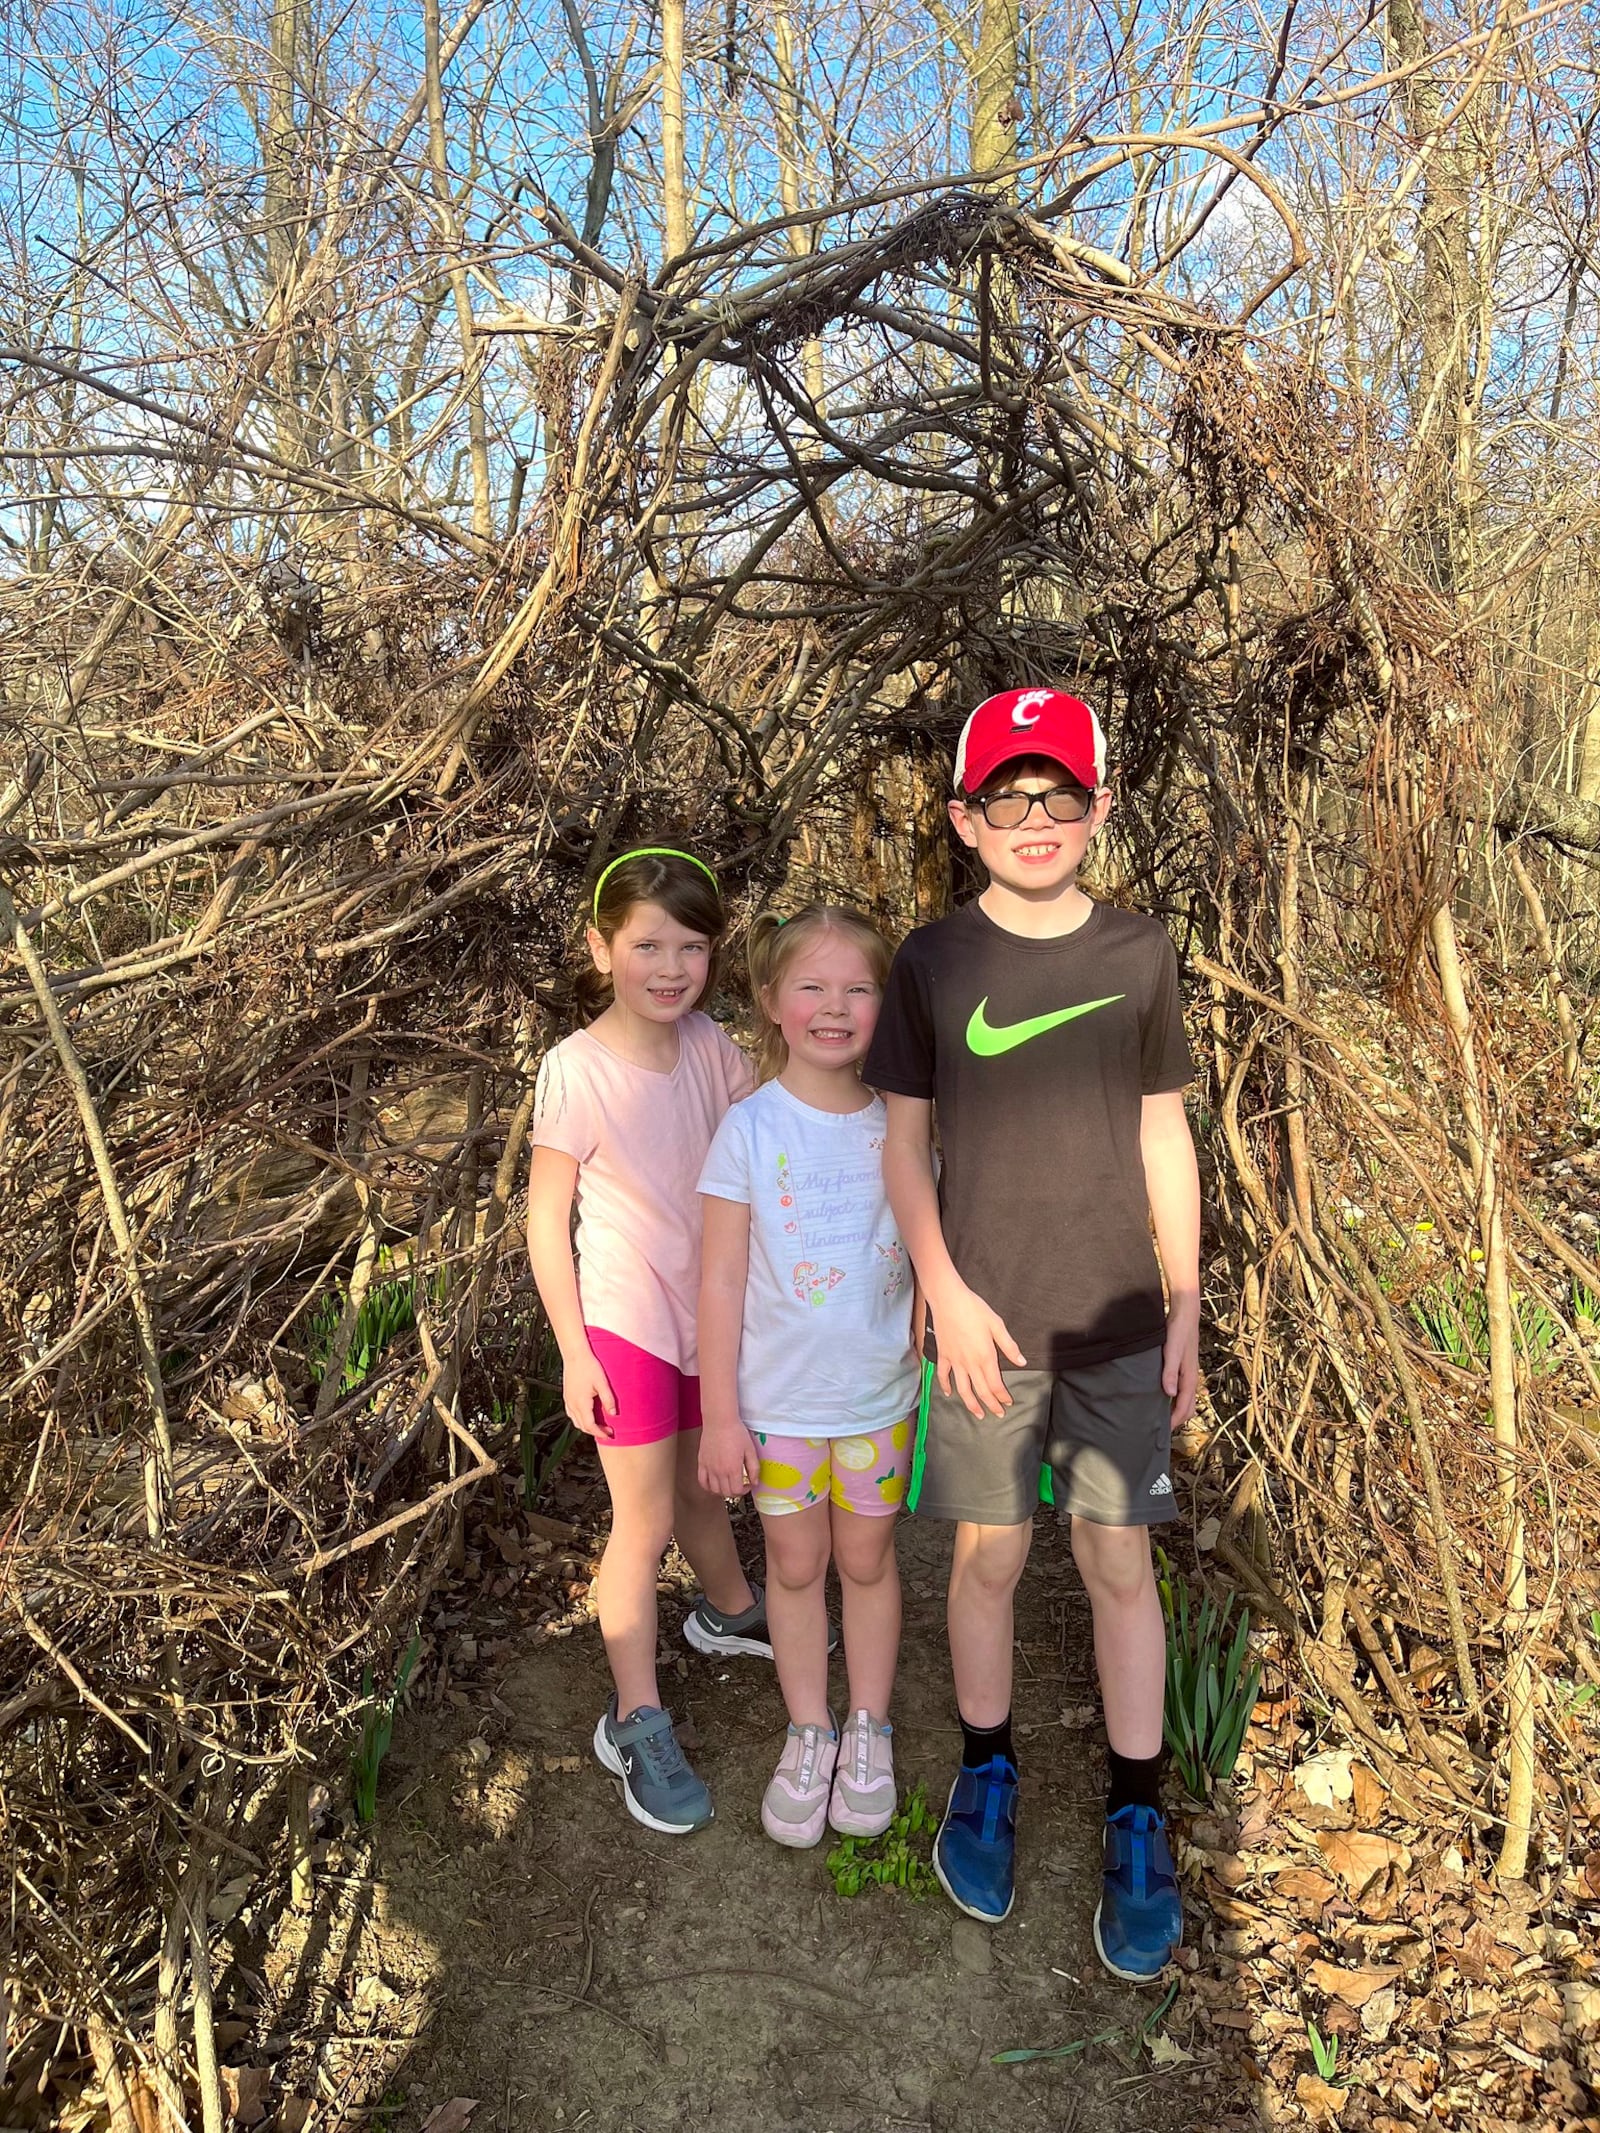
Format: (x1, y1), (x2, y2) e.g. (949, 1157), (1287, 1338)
(697, 1080), (919, 1438)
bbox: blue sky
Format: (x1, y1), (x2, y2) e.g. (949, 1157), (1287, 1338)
(1, 0), (1594, 566)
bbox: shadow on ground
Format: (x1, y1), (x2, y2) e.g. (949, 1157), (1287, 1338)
(265, 1509), (1248, 2133)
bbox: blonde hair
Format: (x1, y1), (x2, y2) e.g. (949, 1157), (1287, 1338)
(746, 903), (894, 1083)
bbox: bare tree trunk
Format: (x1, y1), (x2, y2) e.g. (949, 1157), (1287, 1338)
(773, 0), (824, 411)
(1505, 843), (1580, 1083)
(661, 0), (689, 265)
(264, 0), (309, 469)
(424, 0), (493, 546)
(1429, 901), (1533, 1881)
(1387, 0), (1486, 589)
(971, 0), (1021, 181)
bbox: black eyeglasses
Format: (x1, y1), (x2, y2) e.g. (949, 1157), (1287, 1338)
(966, 783), (1096, 830)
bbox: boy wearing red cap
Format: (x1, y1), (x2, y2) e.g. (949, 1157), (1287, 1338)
(863, 687), (1199, 1979)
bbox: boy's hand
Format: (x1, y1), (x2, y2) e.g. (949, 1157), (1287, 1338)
(1162, 1294), (1200, 1429)
(699, 1417), (763, 1498)
(933, 1282), (1026, 1418)
(562, 1346), (617, 1439)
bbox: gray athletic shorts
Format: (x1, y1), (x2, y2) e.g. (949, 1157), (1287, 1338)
(907, 1346), (1175, 1528)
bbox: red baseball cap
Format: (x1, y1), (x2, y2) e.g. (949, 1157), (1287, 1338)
(953, 687), (1107, 795)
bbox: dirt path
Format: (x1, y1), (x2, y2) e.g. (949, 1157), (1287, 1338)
(283, 1499), (1238, 2133)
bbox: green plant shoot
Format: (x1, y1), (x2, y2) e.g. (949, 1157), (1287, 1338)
(352, 1631), (421, 1825)
(826, 1786), (939, 1898)
(1156, 1548), (1262, 1799)
(1306, 2017), (1339, 2081)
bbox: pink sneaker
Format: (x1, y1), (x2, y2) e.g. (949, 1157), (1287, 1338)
(761, 1719), (838, 1848)
(829, 1708), (896, 1836)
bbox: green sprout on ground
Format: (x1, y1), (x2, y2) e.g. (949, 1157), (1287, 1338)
(505, 1330), (575, 1508)
(1572, 1281), (1600, 1342)
(827, 1785), (940, 1897)
(370, 2090), (408, 2133)
(1408, 1270), (1560, 1373)
(352, 1631), (421, 1825)
(1306, 2016), (1340, 2082)
(523, 1415), (576, 1508)
(308, 1249), (434, 1395)
(993, 1977), (1180, 2065)
(1156, 1548), (1262, 1800)
(1565, 1609), (1600, 1715)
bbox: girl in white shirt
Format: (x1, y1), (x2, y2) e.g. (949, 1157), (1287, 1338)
(698, 905), (919, 1847)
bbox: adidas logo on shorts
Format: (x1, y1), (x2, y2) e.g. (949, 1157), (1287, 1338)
(1148, 1473), (1173, 1497)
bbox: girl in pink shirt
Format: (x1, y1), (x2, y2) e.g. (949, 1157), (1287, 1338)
(526, 848), (767, 1835)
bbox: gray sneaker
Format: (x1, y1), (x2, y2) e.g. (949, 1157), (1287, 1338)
(683, 1582), (835, 1660)
(592, 1697), (713, 1834)
(683, 1583), (775, 1659)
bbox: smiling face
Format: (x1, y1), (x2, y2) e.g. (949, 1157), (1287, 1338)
(949, 759), (1113, 897)
(586, 900), (712, 1024)
(761, 928), (883, 1076)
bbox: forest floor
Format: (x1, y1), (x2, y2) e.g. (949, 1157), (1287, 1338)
(244, 1456), (1600, 2133)
(255, 1476), (1241, 2133)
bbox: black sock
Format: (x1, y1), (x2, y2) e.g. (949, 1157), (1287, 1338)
(960, 1712), (1016, 1772)
(1106, 1747), (1164, 1816)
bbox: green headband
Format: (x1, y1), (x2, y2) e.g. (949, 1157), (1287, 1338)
(592, 846), (718, 919)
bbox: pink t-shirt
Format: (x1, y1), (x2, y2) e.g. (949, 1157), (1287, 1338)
(530, 1013), (754, 1372)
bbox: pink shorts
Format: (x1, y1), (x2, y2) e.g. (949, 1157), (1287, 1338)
(752, 1419), (912, 1518)
(585, 1327), (702, 1446)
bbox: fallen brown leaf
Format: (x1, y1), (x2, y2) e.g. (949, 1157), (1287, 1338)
(1308, 1959), (1402, 2009)
(1234, 1797), (1275, 1849)
(1203, 1877), (1257, 1922)
(1518, 2009), (1562, 2055)
(486, 1523), (523, 1566)
(1273, 1866), (1337, 1907)
(1294, 2072), (1348, 2122)
(1317, 1829), (1410, 1894)
(1546, 2058), (1592, 2116)
(523, 1511), (583, 1545)
(221, 2066), (271, 2128)
(1350, 1762), (1385, 1823)
(418, 2103), (479, 2133)
(1358, 1984), (1397, 2041)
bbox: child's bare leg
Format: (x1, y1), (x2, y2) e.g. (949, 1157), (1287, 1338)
(831, 1503), (900, 1721)
(671, 1430), (756, 1615)
(947, 1519), (1032, 1727)
(760, 1503), (833, 1727)
(1070, 1519), (1164, 1756)
(594, 1437), (678, 1713)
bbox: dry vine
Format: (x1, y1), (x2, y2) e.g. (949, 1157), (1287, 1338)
(2, 175), (1597, 2122)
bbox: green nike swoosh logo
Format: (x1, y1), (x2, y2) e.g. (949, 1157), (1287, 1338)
(965, 993), (1126, 1056)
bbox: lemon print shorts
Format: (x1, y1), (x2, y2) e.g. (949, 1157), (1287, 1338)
(753, 1417), (912, 1518)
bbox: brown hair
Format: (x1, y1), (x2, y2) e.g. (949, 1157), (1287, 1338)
(575, 847), (726, 1019)
(745, 903), (894, 1083)
(965, 751), (1091, 801)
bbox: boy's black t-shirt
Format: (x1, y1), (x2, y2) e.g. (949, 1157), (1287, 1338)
(863, 898), (1194, 1371)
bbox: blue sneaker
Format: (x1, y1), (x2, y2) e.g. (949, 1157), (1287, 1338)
(1094, 1804), (1182, 1980)
(932, 1756), (1018, 1923)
